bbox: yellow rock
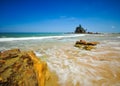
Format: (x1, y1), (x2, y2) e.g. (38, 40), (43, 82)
(27, 51), (50, 86)
(75, 40), (99, 50)
(27, 51), (59, 86)
(84, 45), (95, 50)
(0, 77), (3, 82)
(0, 49), (59, 86)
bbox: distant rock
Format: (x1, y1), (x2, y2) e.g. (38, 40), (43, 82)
(74, 24), (86, 33)
(87, 32), (93, 34)
(87, 32), (101, 34)
(74, 24), (101, 34)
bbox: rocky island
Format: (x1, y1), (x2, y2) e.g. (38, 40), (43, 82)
(74, 25), (87, 33)
(74, 24), (100, 34)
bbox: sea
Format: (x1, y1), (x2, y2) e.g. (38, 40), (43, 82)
(0, 32), (120, 86)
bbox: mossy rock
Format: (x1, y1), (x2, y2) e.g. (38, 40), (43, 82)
(74, 40), (99, 50)
(74, 44), (83, 49)
(83, 45), (95, 50)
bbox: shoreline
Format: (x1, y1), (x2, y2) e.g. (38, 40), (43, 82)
(0, 33), (120, 86)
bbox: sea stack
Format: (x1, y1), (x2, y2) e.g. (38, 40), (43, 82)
(74, 24), (87, 33)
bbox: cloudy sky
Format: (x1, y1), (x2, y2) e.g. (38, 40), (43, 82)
(0, 0), (120, 33)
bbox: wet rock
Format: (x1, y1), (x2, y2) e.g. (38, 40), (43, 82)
(0, 49), (59, 86)
(0, 49), (20, 60)
(79, 40), (87, 45)
(75, 40), (99, 50)
(84, 45), (95, 50)
(0, 49), (38, 86)
(87, 42), (99, 46)
(0, 60), (5, 64)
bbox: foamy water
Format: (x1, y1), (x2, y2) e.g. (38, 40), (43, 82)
(43, 43), (120, 86)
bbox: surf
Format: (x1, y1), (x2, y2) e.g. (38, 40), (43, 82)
(0, 34), (86, 42)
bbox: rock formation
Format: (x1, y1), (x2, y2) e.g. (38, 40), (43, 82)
(74, 24), (101, 34)
(0, 49), (59, 86)
(74, 24), (86, 33)
(74, 40), (99, 50)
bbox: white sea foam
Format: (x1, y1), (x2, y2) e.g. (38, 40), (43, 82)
(112, 47), (120, 50)
(107, 41), (120, 46)
(34, 51), (43, 57)
(0, 34), (86, 42)
(44, 44), (120, 86)
(94, 34), (105, 36)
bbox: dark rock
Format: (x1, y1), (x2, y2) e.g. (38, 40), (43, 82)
(87, 42), (99, 46)
(87, 32), (93, 34)
(74, 24), (86, 33)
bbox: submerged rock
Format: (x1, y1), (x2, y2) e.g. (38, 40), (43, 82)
(0, 49), (59, 86)
(74, 40), (99, 50)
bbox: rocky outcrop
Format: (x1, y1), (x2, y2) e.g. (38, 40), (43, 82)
(75, 40), (99, 50)
(0, 49), (59, 86)
(74, 25), (86, 33)
(74, 24), (101, 34)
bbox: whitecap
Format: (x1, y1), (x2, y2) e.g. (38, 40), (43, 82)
(0, 34), (86, 42)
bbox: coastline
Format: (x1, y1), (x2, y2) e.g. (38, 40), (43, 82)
(0, 33), (120, 86)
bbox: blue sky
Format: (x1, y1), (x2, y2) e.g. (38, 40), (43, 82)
(0, 0), (120, 33)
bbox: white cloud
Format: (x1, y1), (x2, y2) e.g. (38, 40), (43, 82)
(111, 25), (115, 29)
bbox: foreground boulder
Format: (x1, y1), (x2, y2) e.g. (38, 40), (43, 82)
(0, 49), (58, 86)
(75, 40), (99, 50)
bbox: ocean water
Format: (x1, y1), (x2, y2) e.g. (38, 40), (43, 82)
(0, 33), (120, 86)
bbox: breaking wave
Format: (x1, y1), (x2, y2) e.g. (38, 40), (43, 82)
(0, 34), (86, 42)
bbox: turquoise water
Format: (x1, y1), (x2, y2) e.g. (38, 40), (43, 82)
(0, 32), (63, 38)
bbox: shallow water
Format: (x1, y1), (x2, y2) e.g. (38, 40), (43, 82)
(0, 33), (120, 86)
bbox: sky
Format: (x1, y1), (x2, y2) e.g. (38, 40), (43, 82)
(0, 0), (120, 33)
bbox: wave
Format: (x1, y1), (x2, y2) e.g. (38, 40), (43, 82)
(0, 34), (86, 42)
